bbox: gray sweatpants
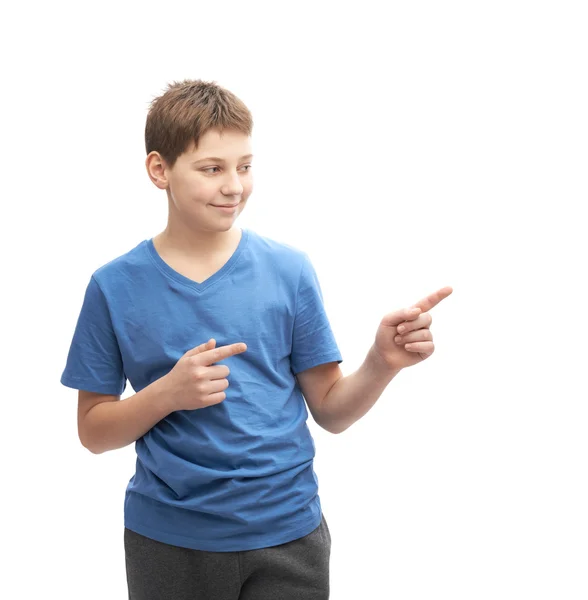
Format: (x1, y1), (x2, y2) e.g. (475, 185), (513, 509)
(124, 513), (332, 599)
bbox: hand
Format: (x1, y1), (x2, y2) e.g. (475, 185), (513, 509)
(162, 338), (248, 412)
(372, 286), (453, 371)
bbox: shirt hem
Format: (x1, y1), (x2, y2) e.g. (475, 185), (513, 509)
(60, 374), (125, 395)
(292, 352), (343, 375)
(123, 511), (323, 552)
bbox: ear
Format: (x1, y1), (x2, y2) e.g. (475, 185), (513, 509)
(145, 151), (169, 190)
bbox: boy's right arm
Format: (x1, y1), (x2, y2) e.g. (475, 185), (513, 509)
(78, 376), (175, 454)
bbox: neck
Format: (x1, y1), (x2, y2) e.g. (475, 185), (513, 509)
(154, 223), (241, 259)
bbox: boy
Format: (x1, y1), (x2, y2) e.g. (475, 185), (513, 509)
(61, 79), (451, 599)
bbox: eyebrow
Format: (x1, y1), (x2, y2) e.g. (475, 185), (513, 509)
(192, 154), (253, 164)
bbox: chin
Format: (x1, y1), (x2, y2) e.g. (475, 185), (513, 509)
(213, 217), (238, 231)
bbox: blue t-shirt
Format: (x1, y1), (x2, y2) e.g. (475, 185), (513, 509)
(61, 227), (343, 551)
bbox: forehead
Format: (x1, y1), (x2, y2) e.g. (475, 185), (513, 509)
(185, 129), (252, 158)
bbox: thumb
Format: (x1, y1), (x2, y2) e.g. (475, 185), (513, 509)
(381, 306), (421, 328)
(185, 338), (217, 357)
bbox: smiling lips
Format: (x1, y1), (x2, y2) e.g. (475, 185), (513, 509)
(212, 203), (240, 214)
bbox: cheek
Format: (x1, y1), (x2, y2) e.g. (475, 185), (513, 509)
(185, 178), (216, 200)
(243, 180), (254, 196)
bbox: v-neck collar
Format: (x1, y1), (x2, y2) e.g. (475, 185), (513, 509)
(145, 228), (249, 293)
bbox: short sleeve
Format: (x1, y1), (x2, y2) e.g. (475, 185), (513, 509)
(290, 253), (343, 375)
(60, 275), (127, 395)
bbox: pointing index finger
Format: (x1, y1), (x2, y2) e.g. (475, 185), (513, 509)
(412, 286), (453, 312)
(204, 342), (248, 365)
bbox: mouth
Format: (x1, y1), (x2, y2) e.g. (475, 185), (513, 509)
(211, 203), (240, 214)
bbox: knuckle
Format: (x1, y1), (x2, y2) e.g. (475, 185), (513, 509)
(193, 366), (206, 380)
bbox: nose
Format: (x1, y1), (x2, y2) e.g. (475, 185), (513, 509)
(222, 171), (245, 195)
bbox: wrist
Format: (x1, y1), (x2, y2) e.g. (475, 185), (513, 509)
(367, 345), (403, 378)
(152, 374), (180, 414)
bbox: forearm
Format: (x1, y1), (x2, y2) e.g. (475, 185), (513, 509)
(82, 376), (175, 454)
(319, 345), (402, 434)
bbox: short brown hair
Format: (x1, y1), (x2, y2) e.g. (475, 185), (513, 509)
(145, 79), (253, 169)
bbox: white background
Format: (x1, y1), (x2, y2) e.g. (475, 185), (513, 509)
(3, 1), (587, 598)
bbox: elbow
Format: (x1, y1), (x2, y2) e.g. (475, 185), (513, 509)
(80, 438), (98, 454)
(79, 432), (101, 454)
(320, 422), (346, 435)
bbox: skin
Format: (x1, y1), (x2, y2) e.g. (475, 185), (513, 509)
(372, 286), (454, 371)
(145, 127), (254, 259)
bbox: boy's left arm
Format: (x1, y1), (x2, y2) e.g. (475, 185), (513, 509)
(298, 286), (453, 434)
(296, 361), (345, 434)
(297, 349), (401, 435)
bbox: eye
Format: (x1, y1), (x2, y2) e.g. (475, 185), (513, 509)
(202, 165), (253, 174)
